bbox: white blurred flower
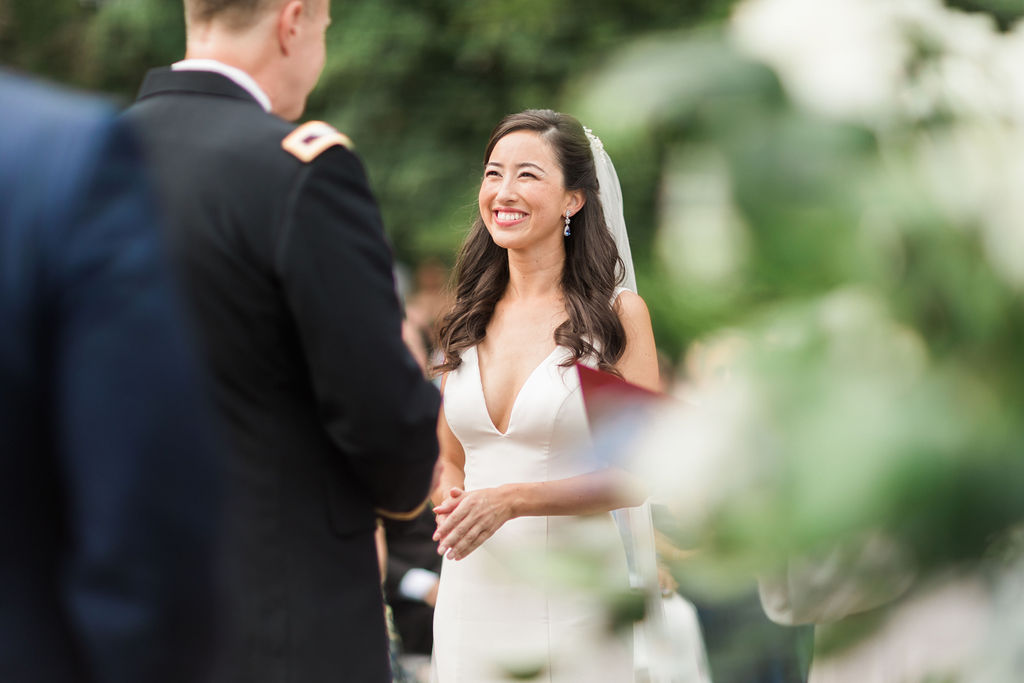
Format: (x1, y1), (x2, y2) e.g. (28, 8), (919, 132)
(730, 0), (909, 122)
(629, 348), (769, 536)
(808, 575), (990, 683)
(731, 0), (1010, 125)
(813, 288), (928, 382)
(909, 124), (1024, 289)
(995, 24), (1024, 123)
(975, 542), (1024, 683)
(657, 146), (749, 289)
(897, 3), (1004, 122)
(628, 288), (933, 548)
(970, 130), (1024, 289)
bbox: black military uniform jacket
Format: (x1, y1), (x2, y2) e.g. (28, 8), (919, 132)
(123, 68), (440, 683)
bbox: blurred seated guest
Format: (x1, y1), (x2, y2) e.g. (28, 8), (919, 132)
(404, 258), (454, 368)
(402, 317), (431, 374)
(383, 509), (442, 681)
(690, 590), (813, 683)
(376, 522), (415, 683)
(0, 70), (220, 683)
(394, 262), (431, 372)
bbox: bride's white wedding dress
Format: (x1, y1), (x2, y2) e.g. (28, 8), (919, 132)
(431, 344), (635, 682)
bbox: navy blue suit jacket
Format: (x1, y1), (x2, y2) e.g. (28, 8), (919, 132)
(0, 71), (220, 683)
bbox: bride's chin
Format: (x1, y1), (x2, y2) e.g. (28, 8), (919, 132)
(487, 230), (517, 250)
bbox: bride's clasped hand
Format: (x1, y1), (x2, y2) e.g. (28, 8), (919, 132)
(432, 485), (513, 561)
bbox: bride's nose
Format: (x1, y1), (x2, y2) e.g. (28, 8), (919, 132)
(495, 177), (518, 202)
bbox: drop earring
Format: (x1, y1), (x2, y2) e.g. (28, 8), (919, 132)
(564, 209), (571, 237)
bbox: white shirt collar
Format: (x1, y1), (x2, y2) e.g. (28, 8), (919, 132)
(171, 59), (272, 113)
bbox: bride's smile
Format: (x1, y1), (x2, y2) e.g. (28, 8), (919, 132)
(492, 209), (527, 227)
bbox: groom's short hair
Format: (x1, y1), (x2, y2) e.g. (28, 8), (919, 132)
(185, 0), (320, 30)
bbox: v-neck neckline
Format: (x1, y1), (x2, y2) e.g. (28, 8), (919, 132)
(473, 345), (561, 436)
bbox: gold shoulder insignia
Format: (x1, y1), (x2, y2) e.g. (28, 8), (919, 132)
(282, 121), (354, 162)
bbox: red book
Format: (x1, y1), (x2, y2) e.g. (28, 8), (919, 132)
(576, 363), (665, 428)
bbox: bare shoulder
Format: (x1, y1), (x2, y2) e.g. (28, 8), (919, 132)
(612, 290), (659, 390)
(614, 290), (652, 327)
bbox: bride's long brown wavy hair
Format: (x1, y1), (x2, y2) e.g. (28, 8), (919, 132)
(434, 109), (627, 376)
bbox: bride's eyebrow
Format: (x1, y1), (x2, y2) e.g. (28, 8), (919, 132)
(485, 161), (547, 175)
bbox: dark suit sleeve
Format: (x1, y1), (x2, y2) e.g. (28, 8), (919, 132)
(50, 117), (221, 683)
(276, 145), (440, 514)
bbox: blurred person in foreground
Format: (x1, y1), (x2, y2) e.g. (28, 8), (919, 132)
(0, 69), (220, 683)
(404, 258), (454, 372)
(430, 109), (659, 681)
(121, 0), (441, 681)
(677, 335), (814, 683)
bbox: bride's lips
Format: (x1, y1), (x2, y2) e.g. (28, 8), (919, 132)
(492, 209), (528, 227)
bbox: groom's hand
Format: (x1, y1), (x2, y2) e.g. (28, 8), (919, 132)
(432, 486), (513, 561)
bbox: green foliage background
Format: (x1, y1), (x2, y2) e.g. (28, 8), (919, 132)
(0, 0), (735, 358)
(3, 0), (1020, 359)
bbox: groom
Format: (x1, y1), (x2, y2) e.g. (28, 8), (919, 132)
(123, 1), (441, 681)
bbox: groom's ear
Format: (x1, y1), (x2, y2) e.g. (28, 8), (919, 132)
(276, 0), (304, 55)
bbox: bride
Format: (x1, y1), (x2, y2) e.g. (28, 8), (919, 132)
(430, 109), (659, 682)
